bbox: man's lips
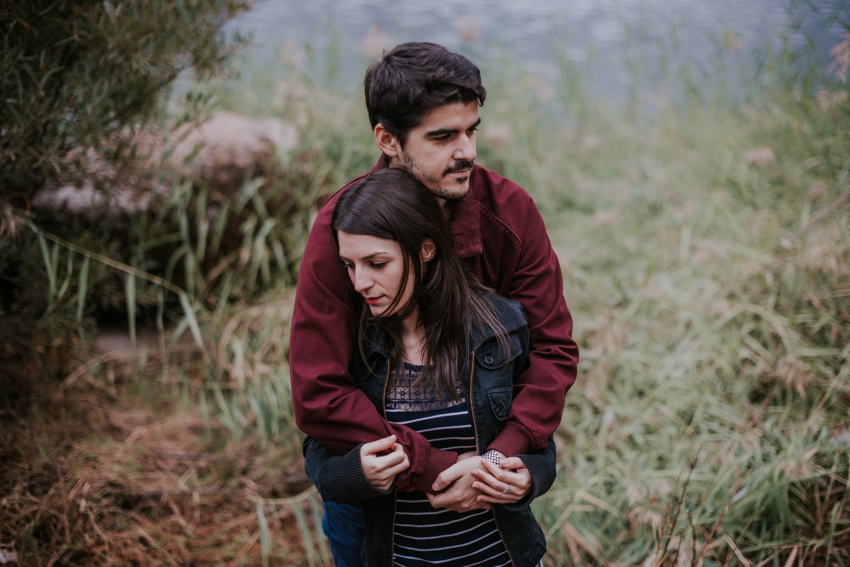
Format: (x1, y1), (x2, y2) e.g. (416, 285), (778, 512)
(444, 161), (474, 177)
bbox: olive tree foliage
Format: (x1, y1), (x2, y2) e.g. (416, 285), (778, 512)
(0, 0), (251, 208)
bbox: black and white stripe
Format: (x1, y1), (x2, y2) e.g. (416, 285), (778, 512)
(385, 363), (510, 567)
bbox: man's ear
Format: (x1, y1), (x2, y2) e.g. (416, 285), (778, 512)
(420, 239), (436, 263)
(374, 123), (401, 159)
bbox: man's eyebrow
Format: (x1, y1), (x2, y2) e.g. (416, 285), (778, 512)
(425, 118), (482, 138)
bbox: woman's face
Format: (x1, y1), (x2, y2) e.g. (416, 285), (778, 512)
(337, 231), (416, 319)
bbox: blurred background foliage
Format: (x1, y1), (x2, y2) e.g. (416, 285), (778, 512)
(1, 1), (849, 566)
(0, 0), (250, 199)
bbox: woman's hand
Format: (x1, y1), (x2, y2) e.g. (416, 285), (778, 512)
(360, 435), (410, 491)
(472, 454), (533, 504)
(428, 454), (492, 512)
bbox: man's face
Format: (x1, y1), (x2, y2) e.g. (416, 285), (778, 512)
(392, 101), (480, 201)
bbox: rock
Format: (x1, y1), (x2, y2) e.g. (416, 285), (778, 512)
(162, 111), (299, 199)
(31, 175), (168, 221)
(31, 111), (300, 220)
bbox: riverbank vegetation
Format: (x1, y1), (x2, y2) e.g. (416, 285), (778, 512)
(2, 6), (849, 566)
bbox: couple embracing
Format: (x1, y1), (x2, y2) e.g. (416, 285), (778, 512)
(290, 42), (579, 567)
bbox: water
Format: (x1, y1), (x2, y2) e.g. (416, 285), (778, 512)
(226, 0), (849, 101)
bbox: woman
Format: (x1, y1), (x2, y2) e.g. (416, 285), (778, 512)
(303, 168), (555, 567)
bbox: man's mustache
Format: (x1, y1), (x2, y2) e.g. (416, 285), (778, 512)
(444, 160), (475, 175)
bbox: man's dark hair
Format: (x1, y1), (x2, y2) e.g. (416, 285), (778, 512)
(363, 42), (487, 146)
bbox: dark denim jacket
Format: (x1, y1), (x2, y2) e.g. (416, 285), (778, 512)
(302, 293), (557, 567)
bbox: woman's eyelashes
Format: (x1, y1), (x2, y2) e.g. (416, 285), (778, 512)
(340, 261), (387, 270)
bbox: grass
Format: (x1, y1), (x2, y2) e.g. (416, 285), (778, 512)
(2, 10), (850, 567)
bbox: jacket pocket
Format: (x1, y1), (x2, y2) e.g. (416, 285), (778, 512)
(486, 386), (513, 421)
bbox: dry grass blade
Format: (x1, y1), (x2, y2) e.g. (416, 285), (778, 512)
(722, 534), (750, 566)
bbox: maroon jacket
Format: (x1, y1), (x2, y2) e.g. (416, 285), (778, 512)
(289, 156), (578, 493)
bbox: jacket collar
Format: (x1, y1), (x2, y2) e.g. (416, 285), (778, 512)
(372, 155), (483, 259)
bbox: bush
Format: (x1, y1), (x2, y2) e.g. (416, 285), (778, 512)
(0, 0), (251, 204)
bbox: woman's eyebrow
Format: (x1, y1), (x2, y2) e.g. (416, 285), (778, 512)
(340, 251), (389, 262)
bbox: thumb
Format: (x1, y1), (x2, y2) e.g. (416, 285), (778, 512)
(361, 435), (397, 457)
(432, 462), (464, 492)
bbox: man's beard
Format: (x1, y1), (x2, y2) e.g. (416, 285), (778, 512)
(399, 149), (473, 201)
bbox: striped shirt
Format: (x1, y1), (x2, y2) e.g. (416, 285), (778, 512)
(386, 363), (510, 567)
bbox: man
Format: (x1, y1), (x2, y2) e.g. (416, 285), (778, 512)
(290, 42), (579, 566)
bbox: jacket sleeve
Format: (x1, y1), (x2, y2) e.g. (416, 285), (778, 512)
(502, 435), (557, 512)
(486, 195), (579, 457)
(302, 436), (391, 503)
(289, 186), (457, 493)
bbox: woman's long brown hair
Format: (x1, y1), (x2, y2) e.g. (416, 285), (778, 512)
(332, 168), (510, 398)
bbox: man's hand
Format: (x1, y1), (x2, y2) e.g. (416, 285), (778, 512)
(472, 456), (533, 504)
(360, 435), (409, 491)
(427, 452), (491, 512)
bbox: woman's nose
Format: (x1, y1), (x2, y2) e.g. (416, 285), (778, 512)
(352, 269), (371, 293)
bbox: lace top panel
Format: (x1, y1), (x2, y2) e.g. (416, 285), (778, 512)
(384, 362), (467, 413)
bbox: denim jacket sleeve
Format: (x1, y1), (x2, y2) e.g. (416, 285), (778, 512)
(302, 436), (392, 503)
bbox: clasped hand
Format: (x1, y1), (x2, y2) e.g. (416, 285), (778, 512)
(360, 440), (532, 510)
(427, 451), (532, 512)
(360, 435), (410, 491)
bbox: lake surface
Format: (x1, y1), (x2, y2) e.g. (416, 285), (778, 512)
(227, 0), (849, 102)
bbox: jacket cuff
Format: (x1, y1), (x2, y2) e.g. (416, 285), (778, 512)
(329, 444), (392, 501)
(501, 452), (556, 512)
(405, 445), (458, 494)
(487, 423), (535, 457)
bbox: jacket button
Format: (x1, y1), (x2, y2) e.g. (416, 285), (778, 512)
(484, 355), (494, 365)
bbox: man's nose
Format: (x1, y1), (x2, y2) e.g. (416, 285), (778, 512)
(454, 132), (476, 162)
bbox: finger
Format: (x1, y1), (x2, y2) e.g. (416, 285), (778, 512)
(498, 456), (527, 470)
(432, 461), (469, 491)
(371, 446), (407, 470)
(472, 478), (512, 500)
(479, 458), (530, 491)
(375, 443), (406, 463)
(382, 459), (410, 479)
(477, 494), (517, 505)
(470, 467), (502, 491)
(480, 458), (512, 482)
(429, 492), (448, 508)
(361, 435), (397, 456)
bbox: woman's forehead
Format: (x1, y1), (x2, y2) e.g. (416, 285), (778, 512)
(337, 231), (401, 258)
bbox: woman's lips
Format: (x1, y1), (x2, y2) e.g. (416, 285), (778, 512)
(364, 296), (381, 305)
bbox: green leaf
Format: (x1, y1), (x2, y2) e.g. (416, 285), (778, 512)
(178, 292), (203, 349)
(76, 255), (90, 325)
(125, 272), (136, 349)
